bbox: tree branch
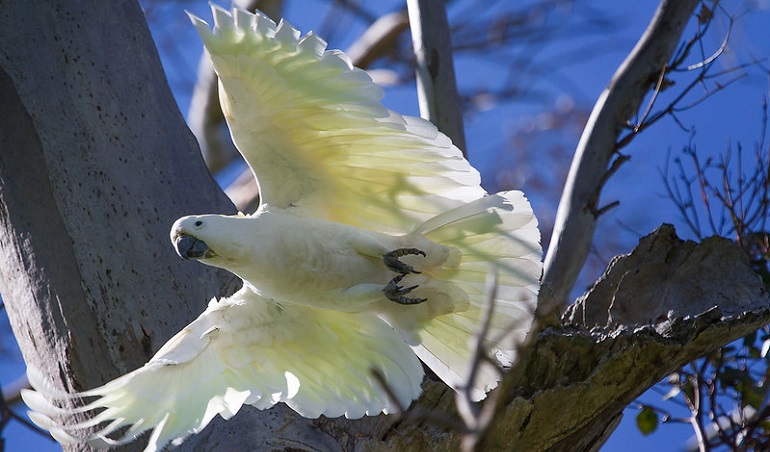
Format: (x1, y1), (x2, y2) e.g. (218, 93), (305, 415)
(407, 0), (467, 153)
(184, 225), (770, 451)
(541, 0), (701, 315)
(347, 10), (409, 69)
(482, 224), (770, 450)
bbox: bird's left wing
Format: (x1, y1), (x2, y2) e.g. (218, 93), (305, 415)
(189, 5), (485, 233)
(22, 287), (423, 451)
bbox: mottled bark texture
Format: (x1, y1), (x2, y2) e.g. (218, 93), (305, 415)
(0, 1), (236, 450)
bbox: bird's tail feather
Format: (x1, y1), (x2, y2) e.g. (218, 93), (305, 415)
(384, 190), (541, 400)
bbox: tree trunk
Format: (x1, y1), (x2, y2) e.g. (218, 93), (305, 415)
(0, 1), (235, 449)
(407, 0), (467, 154)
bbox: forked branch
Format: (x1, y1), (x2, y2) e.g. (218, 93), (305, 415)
(541, 0), (701, 315)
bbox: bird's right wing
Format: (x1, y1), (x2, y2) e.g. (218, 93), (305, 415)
(189, 5), (485, 234)
(22, 286), (423, 451)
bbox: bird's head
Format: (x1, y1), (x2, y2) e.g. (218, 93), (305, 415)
(170, 214), (249, 269)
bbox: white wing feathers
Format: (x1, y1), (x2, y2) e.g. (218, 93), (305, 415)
(190, 5), (484, 233)
(22, 287), (423, 450)
(382, 191), (541, 400)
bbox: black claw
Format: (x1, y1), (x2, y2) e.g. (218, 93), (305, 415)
(383, 248), (427, 275)
(384, 274), (428, 305)
(382, 248), (429, 305)
(393, 295), (428, 305)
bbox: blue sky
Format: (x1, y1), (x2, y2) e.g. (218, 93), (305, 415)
(3, 0), (768, 450)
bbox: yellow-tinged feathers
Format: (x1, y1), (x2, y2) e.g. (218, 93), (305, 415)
(189, 4), (485, 233)
(23, 287), (423, 450)
(384, 191), (541, 400)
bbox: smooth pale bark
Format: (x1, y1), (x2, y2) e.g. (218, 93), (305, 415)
(541, 0), (701, 315)
(407, 0), (467, 154)
(347, 11), (410, 70)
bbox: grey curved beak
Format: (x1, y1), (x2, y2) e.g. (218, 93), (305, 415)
(174, 234), (212, 260)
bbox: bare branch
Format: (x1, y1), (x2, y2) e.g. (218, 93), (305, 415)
(541, 0), (700, 315)
(347, 10), (409, 69)
(664, 100), (770, 245)
(456, 272), (501, 452)
(187, 54), (234, 174)
(407, 0), (467, 153)
(483, 225), (770, 451)
(619, 8), (759, 150)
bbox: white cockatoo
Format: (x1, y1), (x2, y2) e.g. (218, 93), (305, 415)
(22, 5), (541, 451)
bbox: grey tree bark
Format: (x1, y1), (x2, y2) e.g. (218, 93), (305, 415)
(0, 1), (238, 450)
(0, 1), (768, 452)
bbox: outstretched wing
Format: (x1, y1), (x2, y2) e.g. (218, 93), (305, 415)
(22, 287), (423, 451)
(189, 5), (485, 233)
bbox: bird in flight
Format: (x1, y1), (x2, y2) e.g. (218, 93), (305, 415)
(22, 5), (541, 451)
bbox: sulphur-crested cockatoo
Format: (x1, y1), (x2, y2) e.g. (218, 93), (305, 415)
(22, 5), (541, 451)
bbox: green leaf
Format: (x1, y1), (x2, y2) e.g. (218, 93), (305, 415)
(636, 406), (659, 436)
(744, 330), (758, 348)
(742, 380), (764, 409)
(719, 366), (745, 389)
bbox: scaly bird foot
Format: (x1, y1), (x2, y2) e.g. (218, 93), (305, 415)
(384, 274), (428, 305)
(383, 248), (426, 275)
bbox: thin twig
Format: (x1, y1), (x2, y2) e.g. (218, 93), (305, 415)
(370, 369), (465, 433)
(456, 271), (502, 452)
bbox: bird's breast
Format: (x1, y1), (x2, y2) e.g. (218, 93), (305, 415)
(237, 213), (390, 310)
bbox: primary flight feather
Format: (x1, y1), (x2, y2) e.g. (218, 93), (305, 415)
(22, 5), (542, 450)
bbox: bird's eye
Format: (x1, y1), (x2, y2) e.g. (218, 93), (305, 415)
(195, 220), (203, 227)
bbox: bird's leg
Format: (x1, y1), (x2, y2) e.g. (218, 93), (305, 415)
(383, 248), (426, 275)
(384, 274), (428, 305)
